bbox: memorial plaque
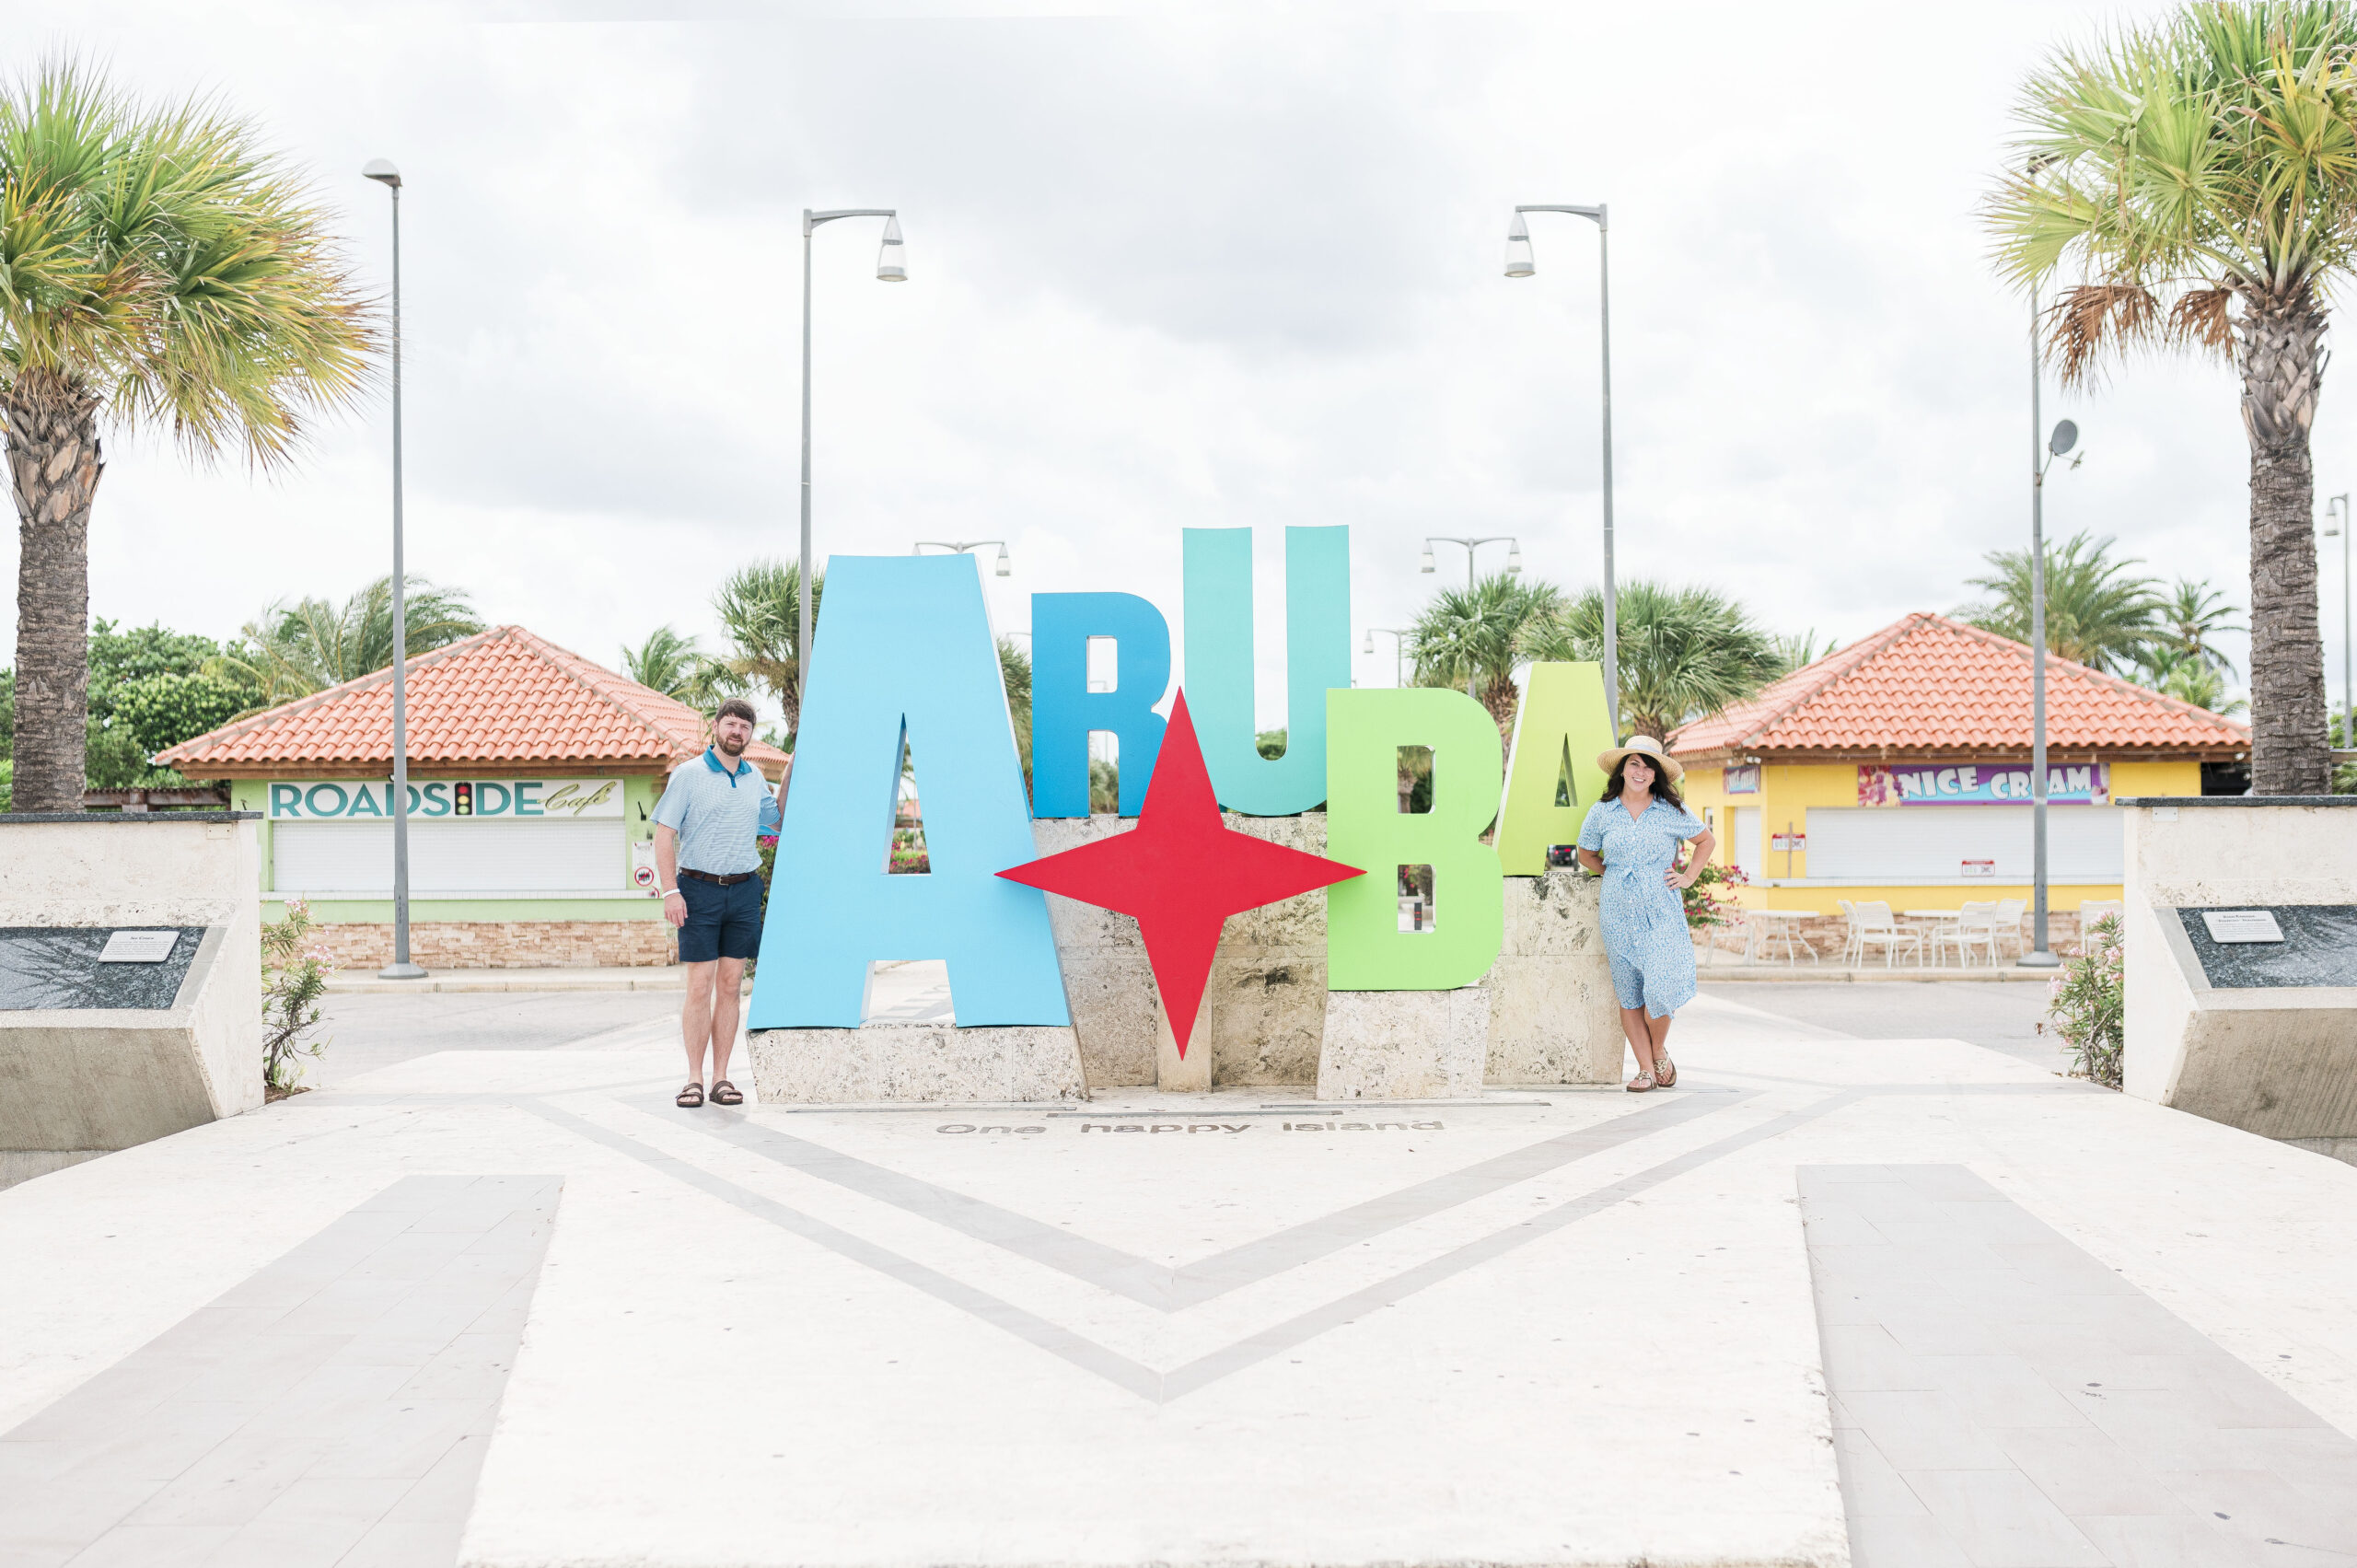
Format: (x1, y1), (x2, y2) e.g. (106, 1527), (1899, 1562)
(2178, 906), (2357, 990)
(0, 926), (204, 1010)
(2200, 910), (2284, 945)
(99, 930), (181, 964)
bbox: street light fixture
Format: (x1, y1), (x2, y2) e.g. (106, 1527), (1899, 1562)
(799, 206), (906, 725)
(914, 540), (1012, 577)
(1506, 201), (1620, 737)
(362, 157), (424, 981)
(2020, 292), (2084, 971)
(1364, 627), (1414, 688)
(1422, 536), (1521, 699)
(2326, 494), (2351, 750)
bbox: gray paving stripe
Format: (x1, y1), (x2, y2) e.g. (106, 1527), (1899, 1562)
(0, 1174), (560, 1568)
(522, 1093), (1832, 1406)
(1802, 1164), (2357, 1567)
(687, 1087), (1747, 1311)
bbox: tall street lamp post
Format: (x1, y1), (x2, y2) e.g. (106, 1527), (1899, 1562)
(363, 158), (423, 981)
(1506, 202), (1620, 737)
(2326, 494), (2351, 750)
(799, 208), (906, 724)
(1363, 627), (1412, 687)
(1421, 536), (1521, 700)
(2022, 283), (2080, 971)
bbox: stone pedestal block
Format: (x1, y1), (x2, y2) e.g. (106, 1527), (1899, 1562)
(0, 815), (264, 1190)
(1483, 869), (1623, 1085)
(1315, 986), (1492, 1100)
(1031, 817), (1157, 1088)
(749, 1024), (1088, 1104)
(1156, 1009), (1213, 1091)
(1206, 813), (1332, 1086)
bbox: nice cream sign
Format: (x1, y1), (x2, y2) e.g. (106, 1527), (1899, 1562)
(747, 527), (1617, 1032)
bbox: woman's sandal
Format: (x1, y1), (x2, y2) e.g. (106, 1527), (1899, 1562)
(1654, 1055), (1678, 1088)
(710, 1080), (744, 1107)
(1626, 1071), (1656, 1093)
(676, 1082), (705, 1109)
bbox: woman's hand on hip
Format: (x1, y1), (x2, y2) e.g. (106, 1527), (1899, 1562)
(1666, 867), (1699, 891)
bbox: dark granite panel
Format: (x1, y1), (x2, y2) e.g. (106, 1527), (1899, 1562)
(0, 926), (205, 1011)
(2177, 905), (2357, 990)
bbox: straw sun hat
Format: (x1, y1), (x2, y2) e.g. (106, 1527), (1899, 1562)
(1595, 736), (1685, 784)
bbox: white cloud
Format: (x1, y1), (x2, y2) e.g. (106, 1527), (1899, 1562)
(13, 1), (2323, 724)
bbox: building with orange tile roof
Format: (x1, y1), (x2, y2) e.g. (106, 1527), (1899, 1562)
(157, 626), (788, 970)
(1671, 613), (2247, 958)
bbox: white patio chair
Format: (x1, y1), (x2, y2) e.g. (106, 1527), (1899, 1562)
(1836, 900), (1861, 967)
(1933, 902), (1997, 968)
(1990, 898), (2027, 961)
(2077, 900), (2122, 946)
(1852, 900), (1923, 968)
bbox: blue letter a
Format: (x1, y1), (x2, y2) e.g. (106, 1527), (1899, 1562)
(746, 555), (1069, 1028)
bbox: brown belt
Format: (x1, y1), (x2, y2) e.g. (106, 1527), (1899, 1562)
(679, 868), (757, 886)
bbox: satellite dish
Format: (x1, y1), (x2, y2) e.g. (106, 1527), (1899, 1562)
(2049, 419), (2079, 458)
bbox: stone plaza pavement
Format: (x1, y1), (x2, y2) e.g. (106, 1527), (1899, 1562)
(2, 994), (2355, 1567)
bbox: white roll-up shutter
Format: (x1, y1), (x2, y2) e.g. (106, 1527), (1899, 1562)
(273, 819), (623, 893)
(1805, 806), (2122, 882)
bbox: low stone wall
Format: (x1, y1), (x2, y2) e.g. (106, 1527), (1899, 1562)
(310, 919), (675, 970)
(1701, 908), (2102, 963)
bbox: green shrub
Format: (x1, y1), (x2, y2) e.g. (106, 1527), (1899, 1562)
(261, 899), (335, 1095)
(2045, 913), (2124, 1087)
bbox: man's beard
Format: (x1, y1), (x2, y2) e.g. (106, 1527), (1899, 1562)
(717, 733), (748, 757)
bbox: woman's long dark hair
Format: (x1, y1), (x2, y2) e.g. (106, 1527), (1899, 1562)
(1601, 752), (1685, 811)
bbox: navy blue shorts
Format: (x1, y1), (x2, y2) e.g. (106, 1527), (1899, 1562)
(677, 874), (764, 963)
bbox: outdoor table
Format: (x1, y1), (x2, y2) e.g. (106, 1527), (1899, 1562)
(1902, 909), (1963, 967)
(1745, 908), (1819, 966)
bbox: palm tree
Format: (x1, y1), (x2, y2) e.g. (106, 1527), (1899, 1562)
(714, 559), (822, 733)
(621, 625), (737, 710)
(997, 633), (1033, 785)
(1985, 3), (2351, 792)
(213, 576), (483, 707)
(1409, 574), (1563, 733)
(2151, 576), (2247, 675)
(1963, 530), (2163, 674)
(1770, 629), (1837, 678)
(1525, 580), (1783, 742)
(0, 63), (372, 809)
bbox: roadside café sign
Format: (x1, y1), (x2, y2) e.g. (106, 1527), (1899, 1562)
(1855, 762), (2108, 807)
(747, 527), (1621, 1041)
(266, 779), (626, 819)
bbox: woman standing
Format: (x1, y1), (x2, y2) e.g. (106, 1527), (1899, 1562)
(1575, 737), (1715, 1092)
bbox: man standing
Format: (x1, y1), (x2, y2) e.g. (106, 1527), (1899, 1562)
(655, 697), (782, 1108)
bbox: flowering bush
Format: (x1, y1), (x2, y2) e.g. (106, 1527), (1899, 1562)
(2042, 912), (2123, 1088)
(1682, 859), (1748, 931)
(261, 898), (334, 1096)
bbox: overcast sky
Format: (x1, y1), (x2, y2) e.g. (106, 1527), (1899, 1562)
(25, 0), (2350, 726)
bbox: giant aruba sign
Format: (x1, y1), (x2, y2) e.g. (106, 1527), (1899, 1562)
(748, 527), (1619, 1036)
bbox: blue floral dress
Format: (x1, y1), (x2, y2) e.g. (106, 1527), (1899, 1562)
(1576, 796), (1706, 1018)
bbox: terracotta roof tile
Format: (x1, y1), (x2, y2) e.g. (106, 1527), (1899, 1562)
(157, 625), (787, 779)
(1669, 612), (2248, 761)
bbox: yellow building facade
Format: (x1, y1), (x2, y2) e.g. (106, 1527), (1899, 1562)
(1668, 614), (2247, 938)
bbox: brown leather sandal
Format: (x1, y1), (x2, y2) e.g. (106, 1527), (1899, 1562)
(1654, 1054), (1678, 1088)
(676, 1081), (705, 1108)
(710, 1080), (744, 1107)
(1626, 1072), (1656, 1093)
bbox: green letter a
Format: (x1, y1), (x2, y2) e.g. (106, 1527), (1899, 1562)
(1495, 662), (1617, 876)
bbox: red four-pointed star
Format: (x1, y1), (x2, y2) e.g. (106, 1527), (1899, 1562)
(997, 691), (1362, 1056)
